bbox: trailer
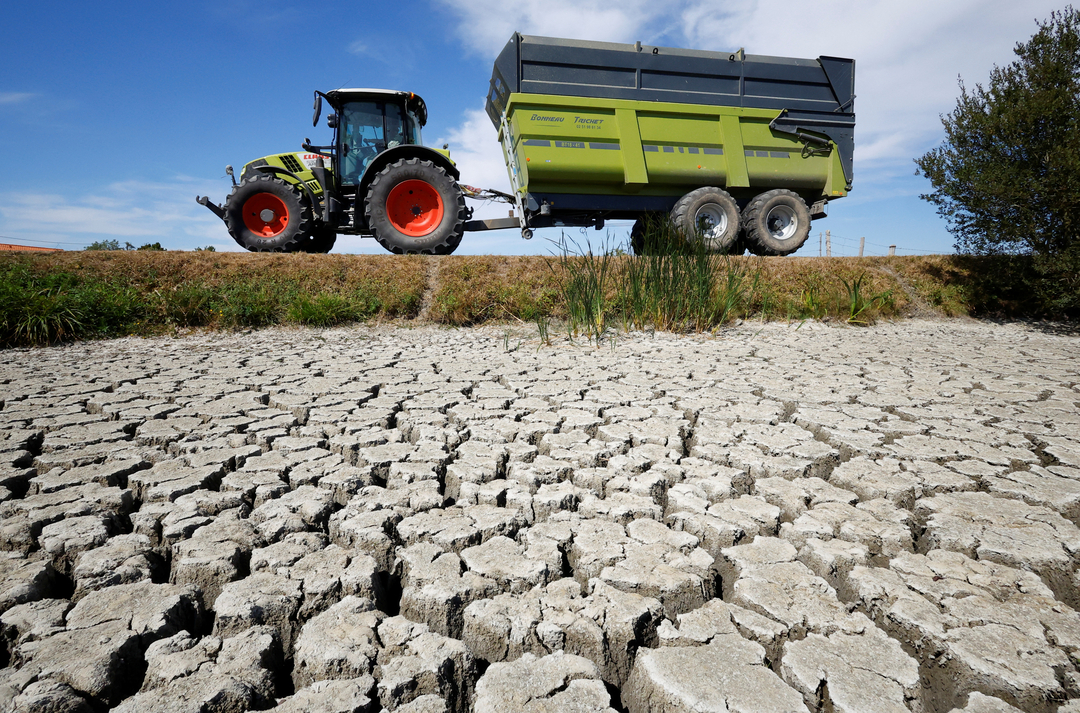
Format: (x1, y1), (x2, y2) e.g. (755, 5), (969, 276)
(486, 34), (856, 255)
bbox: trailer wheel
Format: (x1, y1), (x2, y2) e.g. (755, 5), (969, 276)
(365, 158), (466, 255)
(670, 187), (740, 253)
(223, 174), (310, 252)
(742, 189), (812, 256)
(630, 214), (669, 255)
(630, 218), (646, 255)
(298, 227), (336, 254)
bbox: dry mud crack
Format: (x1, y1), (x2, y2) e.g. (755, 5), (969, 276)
(1, 320), (1078, 713)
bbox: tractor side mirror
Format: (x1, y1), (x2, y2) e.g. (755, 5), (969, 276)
(327, 113), (338, 129)
(313, 94), (322, 127)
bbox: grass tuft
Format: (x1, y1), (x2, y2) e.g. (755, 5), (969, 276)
(287, 293), (358, 327)
(553, 234), (619, 342)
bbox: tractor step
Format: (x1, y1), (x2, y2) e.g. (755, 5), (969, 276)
(463, 217), (521, 232)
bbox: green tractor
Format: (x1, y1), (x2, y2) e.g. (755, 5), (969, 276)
(198, 89), (470, 254)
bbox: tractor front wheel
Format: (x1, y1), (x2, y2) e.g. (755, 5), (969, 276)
(224, 174), (311, 252)
(365, 159), (466, 255)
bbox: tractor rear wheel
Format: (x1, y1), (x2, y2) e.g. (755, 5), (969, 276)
(365, 158), (466, 255)
(742, 189), (811, 256)
(224, 174), (311, 252)
(670, 187), (740, 253)
(298, 227), (337, 254)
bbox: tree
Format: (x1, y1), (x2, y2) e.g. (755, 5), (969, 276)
(84, 239), (121, 251)
(916, 7), (1080, 312)
(82, 239), (165, 251)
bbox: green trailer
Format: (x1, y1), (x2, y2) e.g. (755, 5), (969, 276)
(486, 34), (856, 255)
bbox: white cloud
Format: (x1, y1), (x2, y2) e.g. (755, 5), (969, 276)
(434, 0), (670, 56)
(0, 177), (230, 250)
(0, 92), (36, 105)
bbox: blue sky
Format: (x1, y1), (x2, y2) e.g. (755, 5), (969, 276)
(0, 1), (1066, 257)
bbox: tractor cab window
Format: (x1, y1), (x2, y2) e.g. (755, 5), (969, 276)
(340, 101), (410, 185)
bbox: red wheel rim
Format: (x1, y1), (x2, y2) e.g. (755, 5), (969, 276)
(386, 180), (444, 237)
(242, 193), (290, 238)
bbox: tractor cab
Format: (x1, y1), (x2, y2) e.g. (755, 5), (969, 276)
(319, 89), (428, 184)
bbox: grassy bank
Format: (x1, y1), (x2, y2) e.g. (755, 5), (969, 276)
(0, 248), (1066, 348)
(0, 252), (425, 346)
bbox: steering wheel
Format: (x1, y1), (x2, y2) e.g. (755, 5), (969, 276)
(345, 136), (378, 163)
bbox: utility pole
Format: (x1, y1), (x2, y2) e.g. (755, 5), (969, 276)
(818, 232), (822, 257)
(858, 236), (865, 257)
(825, 230), (831, 257)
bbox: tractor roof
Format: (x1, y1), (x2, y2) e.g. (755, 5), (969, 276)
(324, 89), (428, 126)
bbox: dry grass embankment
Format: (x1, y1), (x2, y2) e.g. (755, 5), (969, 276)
(0, 250), (1058, 348)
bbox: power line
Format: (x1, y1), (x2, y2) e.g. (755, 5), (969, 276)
(0, 234), (93, 247)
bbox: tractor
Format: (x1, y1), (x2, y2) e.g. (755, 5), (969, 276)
(197, 89), (476, 254)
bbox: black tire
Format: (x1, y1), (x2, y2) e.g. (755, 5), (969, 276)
(630, 218), (646, 255)
(298, 227), (337, 254)
(364, 158), (466, 255)
(728, 235), (750, 256)
(630, 214), (665, 255)
(742, 236), (770, 256)
(223, 174), (311, 252)
(669, 186), (740, 253)
(742, 189), (812, 256)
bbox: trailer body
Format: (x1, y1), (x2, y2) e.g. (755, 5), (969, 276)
(486, 34), (855, 228)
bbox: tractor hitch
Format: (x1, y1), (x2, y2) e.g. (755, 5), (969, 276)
(196, 195), (226, 220)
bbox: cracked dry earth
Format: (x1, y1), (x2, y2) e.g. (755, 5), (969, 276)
(1, 321), (1079, 713)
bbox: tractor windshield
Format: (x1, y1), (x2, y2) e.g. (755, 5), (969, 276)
(339, 100), (419, 184)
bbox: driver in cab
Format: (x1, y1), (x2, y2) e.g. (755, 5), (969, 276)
(341, 105), (407, 184)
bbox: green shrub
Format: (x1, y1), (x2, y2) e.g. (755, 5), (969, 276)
(1, 287), (84, 346)
(159, 283), (215, 327)
(287, 294), (356, 327)
(211, 283), (283, 328)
